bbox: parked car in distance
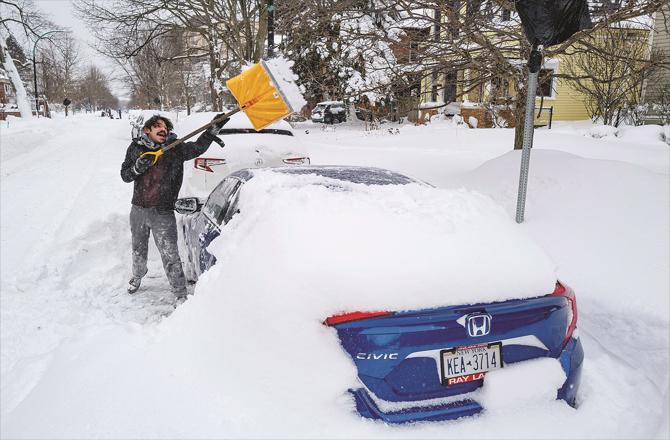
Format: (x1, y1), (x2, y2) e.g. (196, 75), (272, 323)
(174, 165), (583, 424)
(311, 101), (346, 123)
(177, 112), (310, 198)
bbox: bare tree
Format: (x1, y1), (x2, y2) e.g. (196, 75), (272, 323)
(38, 33), (80, 105)
(562, 25), (667, 125)
(75, 65), (118, 111)
(75, 0), (270, 111)
(293, 0), (666, 145)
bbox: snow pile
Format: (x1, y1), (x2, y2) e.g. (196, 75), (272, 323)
(584, 124), (618, 139)
(263, 56), (307, 113)
(1, 169), (559, 438)
(207, 170), (557, 309)
(456, 149), (669, 321)
(479, 358), (567, 411)
(616, 124), (667, 144)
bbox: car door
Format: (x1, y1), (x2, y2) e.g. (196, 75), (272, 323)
(194, 177), (243, 275)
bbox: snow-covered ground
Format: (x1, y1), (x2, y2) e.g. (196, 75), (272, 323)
(1, 113), (668, 438)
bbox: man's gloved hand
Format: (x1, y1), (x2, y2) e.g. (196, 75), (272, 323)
(207, 113), (230, 136)
(165, 132), (178, 144)
(134, 154), (154, 174)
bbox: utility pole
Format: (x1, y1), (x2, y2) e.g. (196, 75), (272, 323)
(267, 0), (275, 58)
(515, 45), (543, 223)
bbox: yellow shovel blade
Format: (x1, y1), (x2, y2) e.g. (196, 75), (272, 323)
(226, 62), (293, 131)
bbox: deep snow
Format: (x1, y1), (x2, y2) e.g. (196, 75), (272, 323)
(0, 114), (668, 439)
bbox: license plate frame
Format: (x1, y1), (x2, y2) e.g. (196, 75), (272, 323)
(440, 342), (504, 386)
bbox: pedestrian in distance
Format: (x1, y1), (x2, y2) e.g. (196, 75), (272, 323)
(323, 105), (333, 124)
(120, 113), (229, 299)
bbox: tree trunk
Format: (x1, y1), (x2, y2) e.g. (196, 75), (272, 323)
(208, 49), (221, 112)
(254, 3), (268, 61)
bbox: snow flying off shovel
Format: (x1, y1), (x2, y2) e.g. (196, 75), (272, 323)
(141, 60), (299, 165)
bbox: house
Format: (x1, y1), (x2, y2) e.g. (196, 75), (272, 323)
(0, 66), (51, 120)
(0, 67), (20, 120)
(642, 4), (670, 105)
(416, 4), (655, 127)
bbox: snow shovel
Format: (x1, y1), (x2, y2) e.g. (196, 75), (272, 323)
(141, 60), (300, 165)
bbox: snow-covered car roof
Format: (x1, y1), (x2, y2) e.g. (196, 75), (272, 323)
(234, 166), (421, 186)
(314, 101), (345, 106)
(203, 166), (557, 312)
(175, 111), (293, 134)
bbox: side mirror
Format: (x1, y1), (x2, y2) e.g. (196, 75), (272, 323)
(174, 197), (202, 214)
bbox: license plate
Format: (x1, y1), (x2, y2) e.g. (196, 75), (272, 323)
(440, 342), (503, 386)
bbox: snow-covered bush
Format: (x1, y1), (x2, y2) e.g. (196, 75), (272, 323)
(586, 124), (618, 139)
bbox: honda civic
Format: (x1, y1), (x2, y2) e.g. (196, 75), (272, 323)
(174, 165), (583, 424)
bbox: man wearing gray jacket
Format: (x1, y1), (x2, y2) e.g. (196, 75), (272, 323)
(120, 114), (228, 298)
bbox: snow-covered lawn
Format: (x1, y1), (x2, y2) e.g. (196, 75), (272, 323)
(1, 114), (668, 438)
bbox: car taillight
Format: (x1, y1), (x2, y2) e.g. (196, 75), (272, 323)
(552, 282), (578, 347)
(282, 157), (310, 165)
(195, 158), (226, 172)
(324, 311), (392, 326)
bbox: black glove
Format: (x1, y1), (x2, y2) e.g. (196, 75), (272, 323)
(165, 132), (178, 144)
(207, 113), (230, 136)
(134, 155), (153, 174)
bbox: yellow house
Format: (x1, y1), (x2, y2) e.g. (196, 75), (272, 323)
(417, 10), (651, 126)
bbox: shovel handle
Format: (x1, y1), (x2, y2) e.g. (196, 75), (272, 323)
(161, 107), (242, 154)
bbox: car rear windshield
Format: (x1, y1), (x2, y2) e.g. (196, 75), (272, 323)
(275, 167), (417, 186)
(217, 128), (293, 136)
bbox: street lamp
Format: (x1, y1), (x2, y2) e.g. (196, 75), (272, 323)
(32, 30), (65, 118)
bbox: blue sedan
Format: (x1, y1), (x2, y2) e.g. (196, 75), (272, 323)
(174, 166), (583, 424)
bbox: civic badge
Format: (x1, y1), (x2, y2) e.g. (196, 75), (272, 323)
(465, 313), (492, 337)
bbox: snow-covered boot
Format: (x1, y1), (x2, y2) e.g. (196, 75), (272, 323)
(173, 286), (188, 300)
(127, 276), (142, 294)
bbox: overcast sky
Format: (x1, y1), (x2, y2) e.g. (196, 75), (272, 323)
(34, 0), (128, 100)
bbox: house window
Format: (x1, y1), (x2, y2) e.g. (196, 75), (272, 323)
(501, 7), (511, 21)
(3, 84), (9, 94)
(538, 69), (555, 98)
(407, 28), (429, 63)
(408, 41), (420, 62)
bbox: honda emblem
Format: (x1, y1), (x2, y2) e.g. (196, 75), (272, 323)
(465, 313), (492, 337)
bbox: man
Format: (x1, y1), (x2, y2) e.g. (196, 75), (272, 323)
(120, 114), (228, 298)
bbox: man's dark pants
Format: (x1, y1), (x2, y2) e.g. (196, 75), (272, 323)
(129, 205), (186, 293)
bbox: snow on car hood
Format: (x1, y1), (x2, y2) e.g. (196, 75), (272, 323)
(203, 170), (558, 313)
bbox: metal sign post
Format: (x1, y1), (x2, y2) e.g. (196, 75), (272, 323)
(515, 45), (543, 224)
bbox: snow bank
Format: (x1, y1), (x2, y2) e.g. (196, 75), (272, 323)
(616, 124), (666, 144)
(585, 124), (618, 139)
(456, 149), (669, 321)
(2, 169), (559, 438)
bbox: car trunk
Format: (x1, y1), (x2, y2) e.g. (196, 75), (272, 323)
(327, 292), (572, 403)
